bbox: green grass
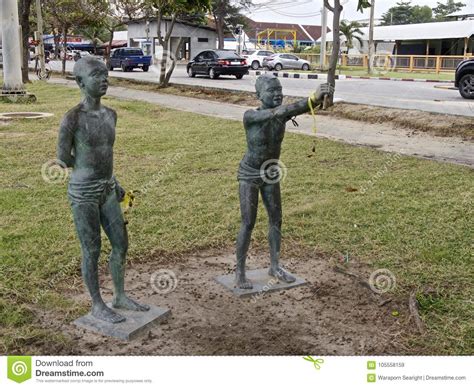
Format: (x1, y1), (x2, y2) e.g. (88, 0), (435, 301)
(0, 81), (473, 355)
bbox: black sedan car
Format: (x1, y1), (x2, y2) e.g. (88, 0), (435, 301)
(455, 58), (474, 99)
(187, 50), (249, 79)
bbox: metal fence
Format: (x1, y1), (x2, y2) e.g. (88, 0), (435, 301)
(296, 53), (471, 73)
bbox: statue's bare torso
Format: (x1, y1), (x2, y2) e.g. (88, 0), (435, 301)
(61, 105), (116, 182)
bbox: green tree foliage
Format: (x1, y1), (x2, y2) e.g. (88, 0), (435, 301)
(381, 1), (433, 25)
(410, 5), (433, 23)
(339, 20), (364, 50)
(43, 0), (93, 74)
(77, 24), (110, 54)
(432, 0), (466, 20)
(211, 1), (252, 49)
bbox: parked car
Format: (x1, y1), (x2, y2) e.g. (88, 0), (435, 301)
(263, 53), (311, 71)
(242, 49), (275, 70)
(455, 58), (474, 99)
(187, 50), (249, 79)
(109, 48), (152, 72)
(73, 50), (92, 62)
(60, 49), (75, 61)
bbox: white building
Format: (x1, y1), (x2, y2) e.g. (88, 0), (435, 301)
(127, 18), (217, 61)
(322, 19), (474, 56)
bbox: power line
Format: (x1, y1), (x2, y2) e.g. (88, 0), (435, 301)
(250, 0), (321, 18)
(251, 0), (314, 12)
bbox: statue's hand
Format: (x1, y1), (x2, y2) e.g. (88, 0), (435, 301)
(115, 181), (126, 202)
(313, 83), (334, 103)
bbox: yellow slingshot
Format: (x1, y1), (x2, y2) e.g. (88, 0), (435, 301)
(307, 92), (321, 155)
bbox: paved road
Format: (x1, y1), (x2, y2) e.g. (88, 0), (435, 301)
(44, 60), (473, 117)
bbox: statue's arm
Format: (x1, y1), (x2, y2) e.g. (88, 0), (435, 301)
(274, 82), (333, 120)
(243, 103), (309, 124)
(275, 98), (312, 119)
(57, 116), (75, 168)
(243, 109), (274, 124)
(108, 108), (125, 201)
(244, 91), (329, 125)
(113, 177), (126, 201)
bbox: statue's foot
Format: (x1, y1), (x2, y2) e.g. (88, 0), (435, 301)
(112, 295), (150, 312)
(91, 303), (125, 324)
(235, 275), (253, 289)
(269, 266), (296, 283)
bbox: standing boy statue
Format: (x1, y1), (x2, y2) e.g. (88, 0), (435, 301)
(57, 57), (149, 323)
(236, 74), (333, 289)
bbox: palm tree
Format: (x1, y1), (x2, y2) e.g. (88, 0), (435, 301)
(339, 20), (364, 50)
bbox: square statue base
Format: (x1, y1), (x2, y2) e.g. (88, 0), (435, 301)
(215, 268), (308, 298)
(73, 304), (170, 341)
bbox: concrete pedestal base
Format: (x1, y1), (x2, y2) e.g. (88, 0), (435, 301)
(0, 93), (37, 103)
(215, 268), (308, 298)
(74, 304), (171, 341)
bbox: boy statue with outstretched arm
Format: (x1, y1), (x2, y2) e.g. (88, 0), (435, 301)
(57, 57), (149, 323)
(236, 74), (333, 289)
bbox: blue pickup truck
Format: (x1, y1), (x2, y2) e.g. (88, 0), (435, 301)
(109, 48), (152, 72)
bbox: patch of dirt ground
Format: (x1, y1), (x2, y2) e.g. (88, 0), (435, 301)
(35, 247), (416, 356)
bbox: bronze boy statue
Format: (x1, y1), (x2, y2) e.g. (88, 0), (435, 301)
(57, 57), (149, 323)
(236, 74), (333, 289)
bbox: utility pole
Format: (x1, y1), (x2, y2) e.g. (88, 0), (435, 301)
(1, 0), (35, 101)
(35, 0), (47, 80)
(235, 24), (243, 55)
(320, 5), (327, 71)
(145, 19), (150, 56)
(368, 0), (375, 74)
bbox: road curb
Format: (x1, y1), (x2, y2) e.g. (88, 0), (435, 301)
(251, 70), (454, 83)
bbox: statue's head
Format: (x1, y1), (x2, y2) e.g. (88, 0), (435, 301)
(73, 57), (109, 98)
(255, 74), (283, 108)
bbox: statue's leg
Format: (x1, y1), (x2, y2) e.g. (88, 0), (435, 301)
(100, 192), (149, 312)
(71, 202), (125, 323)
(235, 180), (259, 289)
(261, 182), (295, 283)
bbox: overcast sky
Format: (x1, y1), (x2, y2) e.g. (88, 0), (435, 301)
(245, 0), (474, 24)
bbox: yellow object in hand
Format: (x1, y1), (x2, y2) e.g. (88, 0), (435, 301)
(307, 93), (319, 156)
(307, 94), (318, 135)
(120, 190), (135, 213)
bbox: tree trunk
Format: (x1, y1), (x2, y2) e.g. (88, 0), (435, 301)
(19, 0), (33, 83)
(164, 37), (184, 86)
(61, 24), (68, 76)
(156, 12), (179, 87)
(368, 0), (376, 74)
(216, 16), (225, 50)
(106, 29), (115, 65)
(53, 27), (60, 59)
(325, 1), (342, 108)
(158, 46), (168, 86)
